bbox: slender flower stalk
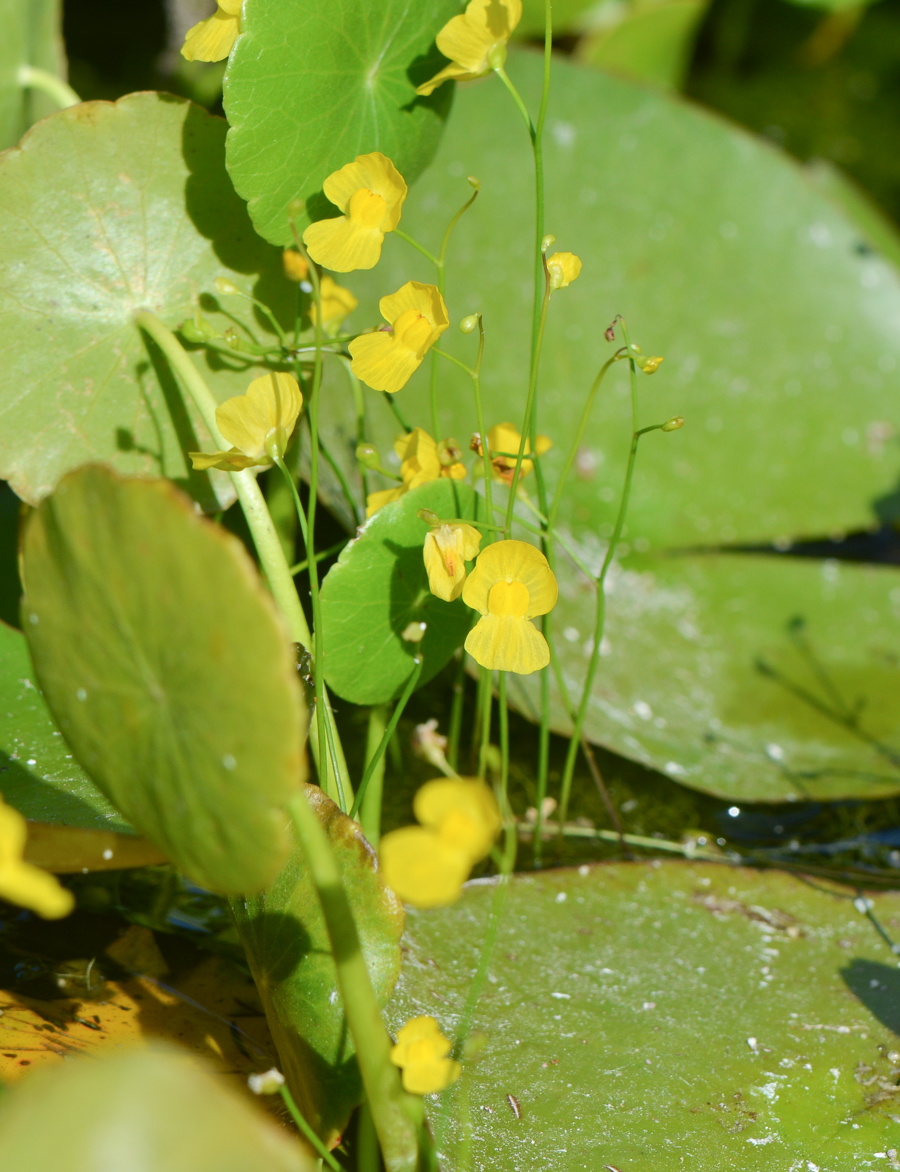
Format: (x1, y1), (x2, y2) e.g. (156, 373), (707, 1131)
(132, 310), (351, 801)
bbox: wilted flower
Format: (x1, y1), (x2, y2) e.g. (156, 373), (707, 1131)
(546, 251), (582, 292)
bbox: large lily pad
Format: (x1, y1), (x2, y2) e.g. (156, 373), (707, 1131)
(318, 51), (900, 801)
(0, 1045), (315, 1171)
(0, 0), (65, 150)
(20, 465), (307, 894)
(511, 552), (900, 803)
(0, 91), (295, 511)
(232, 785), (404, 1147)
(320, 480), (481, 707)
(0, 620), (130, 832)
(223, 0), (460, 245)
(391, 860), (900, 1168)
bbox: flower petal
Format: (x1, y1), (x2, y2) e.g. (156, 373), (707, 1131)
(303, 216), (384, 273)
(321, 152), (407, 229)
(462, 539), (557, 618)
(216, 372), (302, 457)
(349, 332), (423, 394)
(414, 777), (500, 862)
(415, 60), (478, 98)
(189, 449), (262, 472)
(312, 276), (358, 331)
(181, 8), (240, 62)
(379, 826), (472, 907)
(379, 281), (449, 336)
(366, 484), (406, 517)
(464, 612), (550, 674)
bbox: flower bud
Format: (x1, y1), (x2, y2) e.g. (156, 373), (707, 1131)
(604, 323), (616, 342)
(214, 277), (240, 296)
(547, 251), (582, 292)
(356, 442), (382, 470)
(180, 318), (218, 343)
(459, 313), (480, 335)
(636, 355), (664, 374)
(282, 249), (309, 282)
(248, 1069), (285, 1096)
(662, 416), (684, 432)
(417, 508), (441, 526)
(541, 234), (557, 254)
(467, 175), (481, 191)
(487, 41), (507, 69)
(469, 432), (483, 456)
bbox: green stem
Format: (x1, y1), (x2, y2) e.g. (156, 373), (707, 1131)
(393, 228), (440, 267)
(317, 423), (362, 528)
(360, 706), (389, 848)
(507, 497), (595, 579)
(343, 356), (370, 502)
(557, 324), (644, 827)
(383, 392), (413, 434)
(133, 310), (350, 800)
(300, 258), (334, 805)
(350, 657), (423, 820)
(287, 792), (421, 1172)
(357, 1099), (381, 1172)
(278, 1085), (344, 1172)
(17, 65), (80, 109)
(504, 279), (550, 533)
(470, 318), (494, 526)
(447, 652), (467, 773)
(498, 672), (509, 801)
(275, 457), (352, 814)
(289, 538), (347, 576)
(428, 184), (481, 437)
(547, 357), (618, 531)
(478, 668), (492, 779)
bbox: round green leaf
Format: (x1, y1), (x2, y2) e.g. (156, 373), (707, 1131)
(319, 480), (481, 707)
(20, 465), (307, 895)
(0, 91), (295, 511)
(393, 861), (900, 1168)
(513, 553), (900, 803)
(0, 620), (129, 832)
(0, 1044), (316, 1172)
(0, 0), (65, 150)
(324, 51), (900, 801)
(580, 0), (711, 90)
(223, 0), (460, 245)
(232, 784), (404, 1147)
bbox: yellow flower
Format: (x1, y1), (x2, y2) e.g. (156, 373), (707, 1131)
(303, 153), (407, 273)
(380, 777), (500, 908)
(463, 540), (558, 674)
(311, 276), (358, 334)
(390, 1016), (462, 1095)
(414, 777), (502, 862)
(0, 798), (74, 920)
(181, 0), (241, 62)
(485, 422), (552, 484)
(365, 428), (465, 518)
(423, 522), (481, 601)
(547, 251), (582, 292)
(190, 372), (303, 472)
(416, 0), (523, 96)
(282, 250), (309, 282)
(350, 282), (449, 394)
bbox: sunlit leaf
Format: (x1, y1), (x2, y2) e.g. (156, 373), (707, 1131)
(20, 466), (307, 894)
(320, 480), (481, 707)
(0, 91), (295, 511)
(232, 785), (404, 1146)
(394, 860), (900, 1168)
(223, 0), (460, 245)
